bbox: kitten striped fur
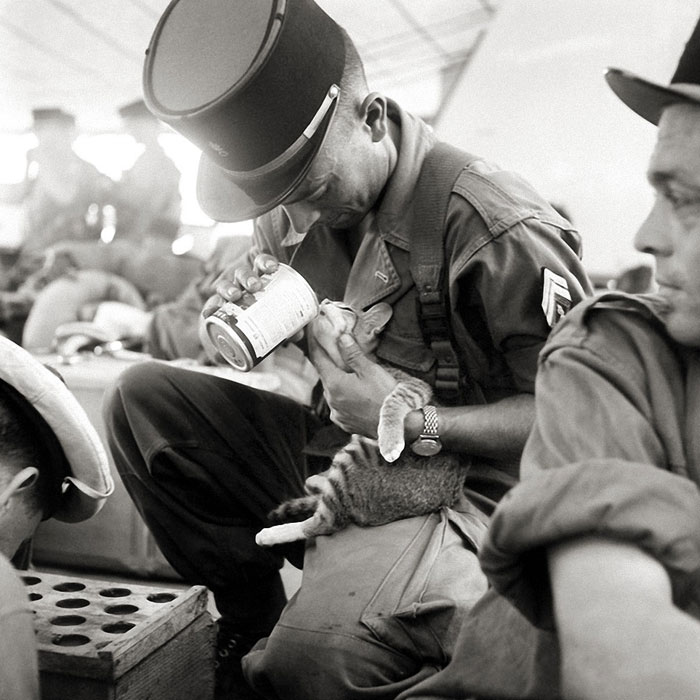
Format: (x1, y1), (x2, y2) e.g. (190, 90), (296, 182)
(255, 300), (469, 547)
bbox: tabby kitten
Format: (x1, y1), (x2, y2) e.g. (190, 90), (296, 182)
(255, 299), (468, 547)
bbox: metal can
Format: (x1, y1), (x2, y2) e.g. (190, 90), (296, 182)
(204, 263), (319, 371)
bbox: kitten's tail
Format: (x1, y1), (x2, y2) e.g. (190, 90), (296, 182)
(267, 495), (317, 524)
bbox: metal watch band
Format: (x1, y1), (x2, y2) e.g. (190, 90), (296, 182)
(421, 405), (439, 438)
(410, 404), (442, 457)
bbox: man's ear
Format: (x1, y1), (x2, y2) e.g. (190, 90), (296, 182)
(360, 92), (389, 142)
(0, 467), (39, 512)
(362, 302), (393, 335)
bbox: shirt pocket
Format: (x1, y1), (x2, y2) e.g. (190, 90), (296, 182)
(376, 331), (435, 374)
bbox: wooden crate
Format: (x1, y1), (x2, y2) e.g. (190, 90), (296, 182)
(23, 571), (214, 700)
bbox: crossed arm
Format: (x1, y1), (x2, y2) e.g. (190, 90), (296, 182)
(496, 308), (700, 700)
(550, 536), (700, 700)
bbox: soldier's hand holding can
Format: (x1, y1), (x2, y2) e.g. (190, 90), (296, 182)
(201, 254), (319, 371)
(202, 253), (280, 318)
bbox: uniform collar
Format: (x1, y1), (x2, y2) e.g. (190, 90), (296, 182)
(280, 226), (306, 247)
(373, 100), (437, 250)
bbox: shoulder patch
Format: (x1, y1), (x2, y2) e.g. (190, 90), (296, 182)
(541, 268), (572, 327)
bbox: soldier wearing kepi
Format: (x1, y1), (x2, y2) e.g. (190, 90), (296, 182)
(103, 1), (592, 698)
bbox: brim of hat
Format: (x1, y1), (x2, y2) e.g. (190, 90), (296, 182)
(605, 67), (700, 125)
(196, 98), (337, 223)
(0, 337), (114, 523)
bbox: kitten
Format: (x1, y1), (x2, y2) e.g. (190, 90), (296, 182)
(255, 299), (468, 547)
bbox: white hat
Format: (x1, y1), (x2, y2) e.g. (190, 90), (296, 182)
(0, 337), (113, 522)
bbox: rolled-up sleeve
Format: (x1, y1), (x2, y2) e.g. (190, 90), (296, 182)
(478, 300), (700, 627)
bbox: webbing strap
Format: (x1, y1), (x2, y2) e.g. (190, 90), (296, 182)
(410, 142), (478, 404)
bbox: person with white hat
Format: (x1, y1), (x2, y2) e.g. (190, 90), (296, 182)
(103, 0), (592, 697)
(400, 14), (700, 700)
(0, 337), (113, 699)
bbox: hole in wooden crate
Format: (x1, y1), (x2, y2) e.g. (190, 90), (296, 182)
(50, 615), (86, 626)
(22, 576), (41, 586)
(147, 592), (177, 603)
(28, 593), (42, 601)
(105, 604), (139, 615)
(56, 598), (90, 609)
(102, 621), (136, 634)
(52, 634), (91, 647)
(99, 587), (132, 598)
(53, 582), (86, 592)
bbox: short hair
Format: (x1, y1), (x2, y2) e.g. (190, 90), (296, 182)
(0, 384), (62, 519)
(339, 29), (369, 104)
(332, 29), (370, 136)
(31, 107), (75, 127)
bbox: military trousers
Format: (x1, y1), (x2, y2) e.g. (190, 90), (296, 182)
(103, 360), (490, 697)
(103, 360), (326, 630)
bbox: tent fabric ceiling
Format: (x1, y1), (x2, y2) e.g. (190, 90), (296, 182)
(0, 0), (499, 134)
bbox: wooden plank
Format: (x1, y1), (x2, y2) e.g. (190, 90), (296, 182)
(39, 614), (215, 700)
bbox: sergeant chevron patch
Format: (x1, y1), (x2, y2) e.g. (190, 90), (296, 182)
(541, 268), (572, 327)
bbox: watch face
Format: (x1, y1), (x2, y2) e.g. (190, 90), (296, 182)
(411, 437), (442, 457)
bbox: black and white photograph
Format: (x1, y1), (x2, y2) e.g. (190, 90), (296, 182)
(0, 1), (699, 699)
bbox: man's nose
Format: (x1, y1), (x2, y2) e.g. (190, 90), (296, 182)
(282, 202), (321, 234)
(634, 199), (673, 258)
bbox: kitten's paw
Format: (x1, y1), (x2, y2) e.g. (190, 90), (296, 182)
(255, 528), (276, 547)
(379, 439), (404, 463)
(255, 522), (305, 547)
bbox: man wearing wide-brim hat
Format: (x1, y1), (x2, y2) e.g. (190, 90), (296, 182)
(103, 0), (593, 698)
(0, 337), (113, 699)
(400, 15), (700, 700)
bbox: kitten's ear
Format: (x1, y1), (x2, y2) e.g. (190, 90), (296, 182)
(363, 302), (393, 335)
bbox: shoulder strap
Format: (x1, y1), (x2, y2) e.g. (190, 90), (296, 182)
(410, 142), (478, 404)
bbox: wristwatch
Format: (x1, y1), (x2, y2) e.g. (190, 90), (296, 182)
(410, 405), (443, 456)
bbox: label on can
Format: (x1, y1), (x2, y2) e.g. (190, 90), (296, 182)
(205, 264), (319, 371)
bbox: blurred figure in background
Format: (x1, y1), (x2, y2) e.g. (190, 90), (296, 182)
(18, 100), (202, 351)
(111, 98), (182, 243)
(8, 107), (110, 256)
(0, 108), (110, 342)
(21, 227), (244, 358)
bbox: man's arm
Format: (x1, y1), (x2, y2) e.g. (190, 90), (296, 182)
(476, 300), (700, 700)
(313, 332), (533, 461)
(0, 556), (39, 699)
(549, 536), (700, 700)
(404, 393), (533, 461)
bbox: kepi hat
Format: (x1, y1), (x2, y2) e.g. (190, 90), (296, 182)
(606, 16), (700, 124)
(0, 337), (113, 523)
(143, 0), (346, 222)
(118, 99), (156, 121)
(31, 107), (75, 127)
